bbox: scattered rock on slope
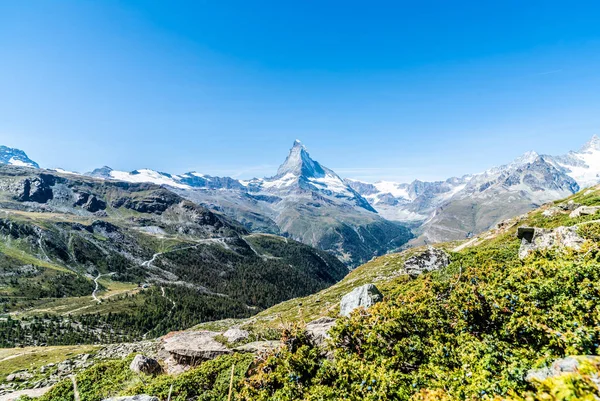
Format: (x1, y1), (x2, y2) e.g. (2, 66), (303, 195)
(403, 246), (450, 276)
(234, 341), (280, 354)
(129, 355), (162, 375)
(222, 328), (249, 343)
(340, 284), (383, 316)
(306, 317), (336, 347)
(569, 205), (600, 218)
(517, 226), (585, 259)
(160, 331), (231, 373)
(103, 396), (159, 401)
(525, 356), (600, 383)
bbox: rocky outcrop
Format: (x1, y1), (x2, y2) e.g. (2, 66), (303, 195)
(340, 284), (383, 316)
(129, 355), (162, 375)
(404, 247), (450, 276)
(558, 200), (581, 211)
(569, 205), (600, 218)
(222, 328), (249, 343)
(161, 331), (231, 365)
(306, 317), (336, 347)
(517, 226), (585, 259)
(17, 174), (57, 203)
(74, 192), (107, 212)
(525, 356), (600, 382)
(5, 372), (33, 382)
(234, 341), (280, 354)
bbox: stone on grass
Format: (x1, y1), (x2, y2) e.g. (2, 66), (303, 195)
(340, 284), (383, 317)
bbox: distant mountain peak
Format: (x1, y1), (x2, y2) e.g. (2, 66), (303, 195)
(580, 134), (600, 153)
(512, 150), (540, 166)
(0, 146), (39, 168)
(87, 166), (114, 178)
(275, 140), (326, 179)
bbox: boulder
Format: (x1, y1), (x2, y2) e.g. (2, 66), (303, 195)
(234, 341), (280, 354)
(525, 356), (600, 382)
(542, 207), (561, 217)
(517, 225), (585, 259)
(6, 372), (33, 382)
(569, 206), (600, 218)
(161, 331), (231, 364)
(558, 200), (581, 211)
(306, 317), (336, 347)
(103, 396), (159, 401)
(340, 284), (383, 317)
(403, 247), (450, 275)
(222, 328), (249, 343)
(129, 355), (162, 375)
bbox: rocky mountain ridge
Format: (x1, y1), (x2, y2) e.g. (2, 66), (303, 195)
(2, 135), (599, 256)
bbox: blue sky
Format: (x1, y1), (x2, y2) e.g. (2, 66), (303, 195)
(1, 1), (600, 182)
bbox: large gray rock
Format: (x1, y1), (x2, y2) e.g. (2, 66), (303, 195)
(340, 284), (383, 317)
(103, 396), (159, 401)
(222, 328), (249, 343)
(404, 247), (450, 275)
(525, 356), (600, 382)
(569, 206), (600, 218)
(162, 331), (231, 363)
(6, 372), (33, 382)
(306, 317), (336, 347)
(129, 355), (161, 375)
(517, 226), (585, 259)
(558, 200), (581, 211)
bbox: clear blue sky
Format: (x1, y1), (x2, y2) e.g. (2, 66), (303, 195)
(1, 1), (600, 182)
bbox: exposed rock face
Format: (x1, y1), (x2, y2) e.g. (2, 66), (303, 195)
(525, 356), (600, 382)
(5, 372), (33, 382)
(404, 247), (450, 275)
(129, 355), (162, 375)
(306, 317), (336, 347)
(569, 205), (600, 218)
(74, 192), (107, 212)
(222, 328), (249, 343)
(103, 396), (159, 401)
(234, 341), (280, 354)
(161, 331), (231, 364)
(340, 284), (383, 316)
(558, 200), (581, 211)
(517, 226), (585, 259)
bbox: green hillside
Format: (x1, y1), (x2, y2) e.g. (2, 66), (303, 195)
(0, 166), (348, 346)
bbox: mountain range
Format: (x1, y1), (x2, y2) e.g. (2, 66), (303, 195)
(1, 135), (599, 264)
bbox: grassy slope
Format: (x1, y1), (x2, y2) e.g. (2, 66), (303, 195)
(7, 185), (600, 401)
(221, 185), (600, 332)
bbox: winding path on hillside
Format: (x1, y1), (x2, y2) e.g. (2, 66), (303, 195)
(92, 272), (116, 303)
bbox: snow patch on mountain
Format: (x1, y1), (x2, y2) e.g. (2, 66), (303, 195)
(109, 169), (192, 189)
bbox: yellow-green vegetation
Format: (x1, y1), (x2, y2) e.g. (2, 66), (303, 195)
(34, 353), (254, 401)
(0, 345), (98, 377)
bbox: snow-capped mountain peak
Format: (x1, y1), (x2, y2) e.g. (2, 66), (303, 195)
(580, 134), (600, 153)
(0, 146), (39, 168)
(275, 140), (326, 179)
(512, 150), (540, 166)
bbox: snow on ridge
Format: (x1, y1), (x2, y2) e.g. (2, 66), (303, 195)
(8, 157), (35, 167)
(109, 169), (191, 189)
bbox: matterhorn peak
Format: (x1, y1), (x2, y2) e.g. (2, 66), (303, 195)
(579, 134), (600, 153)
(275, 140), (325, 178)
